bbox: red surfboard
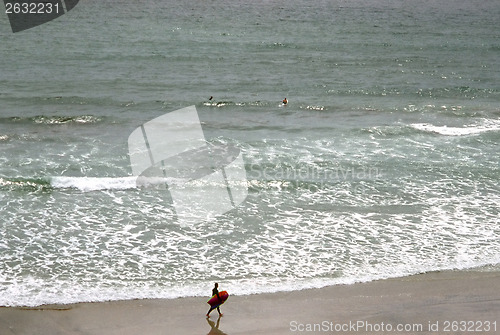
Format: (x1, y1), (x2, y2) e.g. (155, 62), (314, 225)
(207, 291), (229, 308)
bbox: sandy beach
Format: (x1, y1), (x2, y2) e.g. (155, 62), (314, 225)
(1, 269), (499, 335)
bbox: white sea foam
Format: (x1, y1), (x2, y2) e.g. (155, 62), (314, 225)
(49, 176), (187, 192)
(1, 129), (497, 307)
(50, 176), (139, 192)
(411, 119), (500, 136)
(2, 260), (499, 307)
(49, 176), (233, 192)
(4, 172), (500, 307)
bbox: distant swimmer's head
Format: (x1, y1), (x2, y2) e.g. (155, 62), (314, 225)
(283, 98), (288, 104)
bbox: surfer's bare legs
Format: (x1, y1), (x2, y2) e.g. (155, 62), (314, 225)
(206, 306), (223, 317)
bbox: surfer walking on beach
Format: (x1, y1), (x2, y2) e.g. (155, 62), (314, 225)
(206, 283), (224, 317)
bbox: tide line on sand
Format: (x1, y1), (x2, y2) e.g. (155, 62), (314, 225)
(0, 269), (499, 335)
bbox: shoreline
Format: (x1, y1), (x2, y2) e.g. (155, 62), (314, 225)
(1, 269), (499, 334)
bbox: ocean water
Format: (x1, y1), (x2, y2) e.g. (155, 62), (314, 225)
(0, 0), (499, 307)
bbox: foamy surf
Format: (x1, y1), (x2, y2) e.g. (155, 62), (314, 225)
(49, 176), (236, 192)
(50, 176), (139, 192)
(410, 119), (500, 136)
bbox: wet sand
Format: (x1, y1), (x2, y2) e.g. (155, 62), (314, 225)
(1, 270), (499, 335)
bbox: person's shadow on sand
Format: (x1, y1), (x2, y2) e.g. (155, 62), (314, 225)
(206, 315), (227, 335)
